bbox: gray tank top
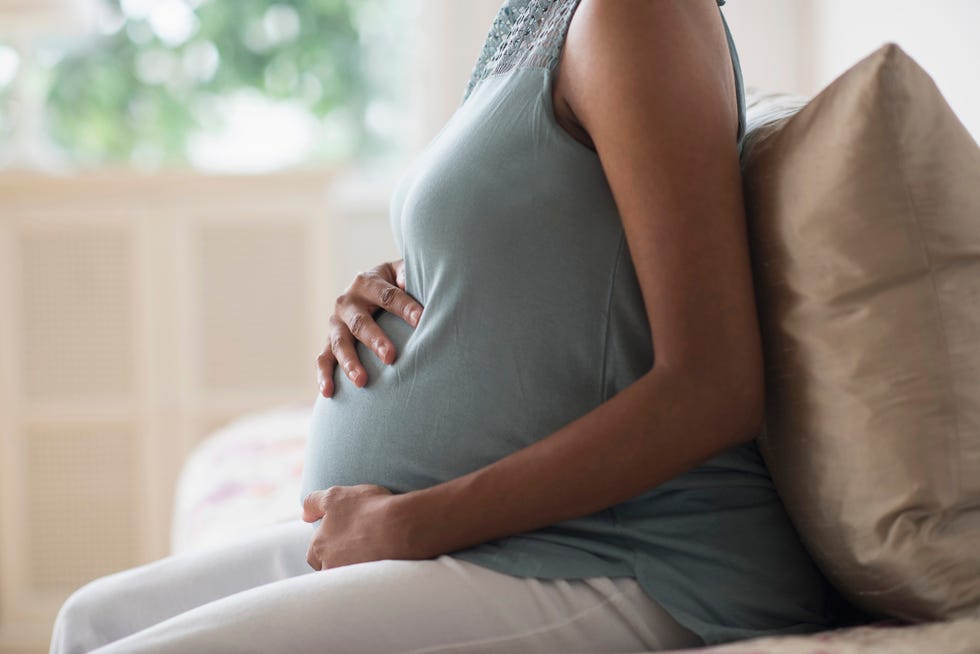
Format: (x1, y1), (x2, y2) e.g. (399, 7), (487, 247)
(301, 0), (832, 645)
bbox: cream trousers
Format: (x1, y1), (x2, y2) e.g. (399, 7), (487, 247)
(50, 519), (703, 654)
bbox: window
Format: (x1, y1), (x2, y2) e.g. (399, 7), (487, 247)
(0, 43), (15, 153)
(17, 0), (410, 172)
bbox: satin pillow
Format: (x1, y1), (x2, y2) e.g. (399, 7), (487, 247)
(740, 44), (980, 622)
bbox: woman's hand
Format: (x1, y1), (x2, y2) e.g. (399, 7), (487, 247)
(316, 259), (423, 397)
(302, 484), (420, 570)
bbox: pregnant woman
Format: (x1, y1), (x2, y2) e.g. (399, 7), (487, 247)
(51, 1), (833, 652)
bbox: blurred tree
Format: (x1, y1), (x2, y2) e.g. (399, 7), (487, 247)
(44, 0), (406, 170)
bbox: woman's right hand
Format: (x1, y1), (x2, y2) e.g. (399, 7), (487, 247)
(316, 259), (423, 398)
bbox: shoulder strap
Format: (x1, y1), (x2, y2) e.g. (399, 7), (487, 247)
(718, 7), (748, 152)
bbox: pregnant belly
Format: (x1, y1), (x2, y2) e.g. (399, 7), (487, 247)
(299, 308), (603, 500)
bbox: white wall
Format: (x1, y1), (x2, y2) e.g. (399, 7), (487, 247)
(720, 0), (817, 97)
(811, 0), (980, 141)
(721, 0), (980, 141)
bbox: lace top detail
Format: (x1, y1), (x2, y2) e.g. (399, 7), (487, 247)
(461, 0), (579, 104)
(460, 0), (744, 146)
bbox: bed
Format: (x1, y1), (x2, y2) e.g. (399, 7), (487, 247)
(169, 405), (979, 653)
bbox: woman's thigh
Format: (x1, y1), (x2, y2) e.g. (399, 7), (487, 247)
(85, 551), (703, 654)
(51, 519), (314, 654)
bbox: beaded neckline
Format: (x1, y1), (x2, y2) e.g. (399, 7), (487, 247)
(461, 0), (744, 148)
(461, 0), (580, 105)
(461, 0), (729, 107)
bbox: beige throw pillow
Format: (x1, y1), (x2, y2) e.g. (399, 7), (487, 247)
(740, 44), (980, 622)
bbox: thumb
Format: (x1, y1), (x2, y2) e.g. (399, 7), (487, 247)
(302, 492), (325, 522)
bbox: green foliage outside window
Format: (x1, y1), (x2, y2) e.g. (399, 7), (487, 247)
(42, 0), (406, 169)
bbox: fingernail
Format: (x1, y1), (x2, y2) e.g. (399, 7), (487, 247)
(410, 309), (421, 325)
(379, 345), (389, 360)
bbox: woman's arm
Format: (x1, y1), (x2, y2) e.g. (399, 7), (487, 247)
(393, 0), (763, 559)
(304, 0), (763, 568)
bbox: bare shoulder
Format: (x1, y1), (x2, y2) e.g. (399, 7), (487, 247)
(549, 0), (762, 425)
(553, 0), (738, 152)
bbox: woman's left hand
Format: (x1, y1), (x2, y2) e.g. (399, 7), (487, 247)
(302, 484), (416, 571)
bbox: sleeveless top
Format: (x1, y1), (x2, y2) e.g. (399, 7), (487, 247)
(301, 0), (833, 645)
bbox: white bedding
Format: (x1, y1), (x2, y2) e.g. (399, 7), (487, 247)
(171, 406), (980, 653)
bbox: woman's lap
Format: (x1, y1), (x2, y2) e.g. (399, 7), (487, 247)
(51, 519), (701, 654)
(50, 520), (314, 653)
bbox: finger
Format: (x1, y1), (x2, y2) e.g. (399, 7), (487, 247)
(368, 276), (423, 328)
(306, 545), (321, 571)
(302, 492), (325, 522)
(329, 316), (368, 387)
(393, 259), (406, 290)
(315, 349), (336, 398)
(339, 305), (396, 366)
(360, 483), (393, 496)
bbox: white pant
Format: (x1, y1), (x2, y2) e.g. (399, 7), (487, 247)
(50, 520), (703, 653)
